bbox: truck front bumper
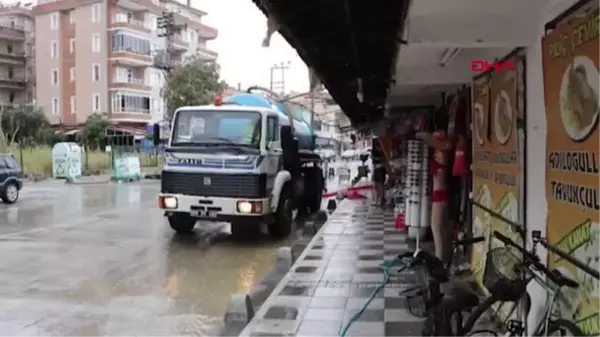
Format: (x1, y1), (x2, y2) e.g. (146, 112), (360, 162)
(158, 194), (272, 223)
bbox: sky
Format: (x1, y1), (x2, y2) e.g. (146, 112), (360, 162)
(191, 0), (309, 93)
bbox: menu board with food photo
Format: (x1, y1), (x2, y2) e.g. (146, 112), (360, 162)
(470, 74), (494, 287)
(542, 6), (599, 336)
(488, 54), (524, 321)
(489, 55), (523, 243)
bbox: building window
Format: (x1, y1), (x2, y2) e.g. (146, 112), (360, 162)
(51, 69), (58, 85)
(7, 67), (13, 79)
(9, 93), (15, 104)
(51, 40), (58, 58)
(91, 4), (101, 23)
(93, 93), (100, 112)
(69, 10), (75, 24)
(111, 92), (151, 114)
(50, 12), (58, 30)
(52, 97), (59, 115)
(92, 34), (100, 52)
(70, 96), (76, 114)
(70, 67), (75, 82)
(69, 38), (75, 53)
(111, 32), (151, 56)
(93, 64), (100, 82)
(6, 43), (12, 54)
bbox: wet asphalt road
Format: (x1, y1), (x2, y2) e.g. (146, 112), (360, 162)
(0, 181), (308, 336)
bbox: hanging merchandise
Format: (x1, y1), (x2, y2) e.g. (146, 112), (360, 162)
(452, 135), (468, 177)
(419, 142), (431, 229)
(407, 140), (423, 238)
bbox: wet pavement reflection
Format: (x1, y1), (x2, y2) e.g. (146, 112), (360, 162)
(0, 182), (308, 336)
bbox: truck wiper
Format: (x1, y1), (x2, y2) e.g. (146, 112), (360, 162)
(208, 137), (236, 144)
(171, 141), (207, 147)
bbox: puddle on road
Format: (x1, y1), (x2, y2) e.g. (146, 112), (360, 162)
(0, 183), (329, 336)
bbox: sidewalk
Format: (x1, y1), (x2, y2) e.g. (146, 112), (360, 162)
(240, 198), (426, 337)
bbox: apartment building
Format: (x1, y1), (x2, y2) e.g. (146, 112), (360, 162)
(0, 3), (35, 106)
(33, 0), (218, 127)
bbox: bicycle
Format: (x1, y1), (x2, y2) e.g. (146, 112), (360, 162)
(459, 230), (584, 336)
(398, 237), (486, 336)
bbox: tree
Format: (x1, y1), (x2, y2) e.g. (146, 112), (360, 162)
(79, 113), (109, 150)
(0, 104), (51, 147)
(162, 59), (226, 120)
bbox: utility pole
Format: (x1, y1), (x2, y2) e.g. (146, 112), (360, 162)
(154, 11), (186, 125)
(155, 11), (186, 75)
(269, 62), (290, 95)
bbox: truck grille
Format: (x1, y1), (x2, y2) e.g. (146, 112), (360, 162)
(161, 171), (267, 198)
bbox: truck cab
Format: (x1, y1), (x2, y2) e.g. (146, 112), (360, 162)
(158, 94), (323, 238)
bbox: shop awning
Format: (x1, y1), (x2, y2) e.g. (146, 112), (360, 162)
(252, 0), (410, 127)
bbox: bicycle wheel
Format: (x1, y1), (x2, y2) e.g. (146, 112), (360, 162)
(421, 305), (452, 336)
(545, 319), (584, 337)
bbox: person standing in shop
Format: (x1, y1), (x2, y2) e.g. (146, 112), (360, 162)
(371, 139), (387, 207)
(416, 113), (453, 264)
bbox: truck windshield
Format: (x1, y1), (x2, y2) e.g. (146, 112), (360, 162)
(171, 110), (261, 148)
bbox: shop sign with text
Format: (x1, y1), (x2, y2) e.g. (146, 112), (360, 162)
(542, 7), (599, 336)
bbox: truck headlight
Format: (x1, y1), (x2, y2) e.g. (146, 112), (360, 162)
(236, 201), (262, 214)
(237, 201), (253, 213)
(159, 196), (178, 209)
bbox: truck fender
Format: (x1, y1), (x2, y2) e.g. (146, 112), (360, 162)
(270, 171), (291, 212)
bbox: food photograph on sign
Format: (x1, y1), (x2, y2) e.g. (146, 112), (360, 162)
(493, 90), (513, 145)
(471, 184), (493, 276)
(542, 5), (599, 335)
(473, 102), (485, 145)
(559, 55), (599, 141)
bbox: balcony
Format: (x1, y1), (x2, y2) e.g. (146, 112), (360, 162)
(110, 76), (151, 91)
(171, 34), (189, 51)
(0, 75), (26, 89)
(110, 49), (152, 67)
(0, 51), (26, 65)
(110, 110), (151, 123)
(196, 46), (217, 61)
(197, 24), (218, 40)
(0, 24), (25, 41)
(115, 0), (149, 11)
(110, 15), (151, 34)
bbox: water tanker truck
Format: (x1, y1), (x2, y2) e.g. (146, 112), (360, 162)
(157, 87), (324, 238)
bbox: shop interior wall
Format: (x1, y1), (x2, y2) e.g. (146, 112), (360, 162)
(524, 0), (586, 333)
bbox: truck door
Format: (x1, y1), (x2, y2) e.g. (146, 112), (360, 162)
(265, 116), (281, 192)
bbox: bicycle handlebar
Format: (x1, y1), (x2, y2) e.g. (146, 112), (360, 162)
(492, 231), (557, 283)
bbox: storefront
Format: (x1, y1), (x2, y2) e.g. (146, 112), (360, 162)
(525, 1), (599, 334)
(472, 0), (598, 333)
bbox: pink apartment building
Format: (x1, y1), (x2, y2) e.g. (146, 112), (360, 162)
(0, 4), (35, 107)
(33, 0), (218, 133)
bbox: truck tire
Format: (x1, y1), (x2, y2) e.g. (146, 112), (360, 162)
(308, 168), (324, 213)
(168, 213), (196, 234)
(268, 187), (292, 238)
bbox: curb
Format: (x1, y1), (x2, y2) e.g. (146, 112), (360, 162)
(221, 246), (292, 335)
(219, 210), (332, 336)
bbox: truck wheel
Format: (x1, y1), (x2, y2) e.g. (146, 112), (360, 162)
(168, 213), (196, 234)
(268, 188), (292, 238)
(308, 168), (324, 213)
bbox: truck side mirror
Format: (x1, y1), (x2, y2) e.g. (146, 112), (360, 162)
(153, 123), (160, 146)
(280, 125), (293, 146)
